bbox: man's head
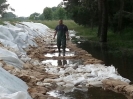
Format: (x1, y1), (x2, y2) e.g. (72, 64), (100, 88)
(59, 19), (63, 25)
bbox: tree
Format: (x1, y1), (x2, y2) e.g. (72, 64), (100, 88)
(57, 7), (66, 19)
(43, 7), (52, 20)
(99, 0), (108, 42)
(65, 0), (98, 26)
(38, 14), (44, 20)
(65, 0), (133, 43)
(97, 0), (102, 37)
(98, 0), (108, 42)
(117, 0), (124, 34)
(0, 0), (9, 16)
(52, 7), (58, 20)
(2, 12), (16, 18)
(29, 12), (40, 20)
(41, 6), (70, 20)
(66, 0), (108, 42)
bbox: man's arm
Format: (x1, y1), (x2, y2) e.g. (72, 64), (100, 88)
(66, 31), (69, 39)
(65, 25), (69, 39)
(53, 26), (57, 39)
(53, 31), (57, 39)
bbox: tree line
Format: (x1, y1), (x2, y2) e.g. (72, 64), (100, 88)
(0, 0), (71, 20)
(29, 6), (71, 20)
(0, 0), (9, 16)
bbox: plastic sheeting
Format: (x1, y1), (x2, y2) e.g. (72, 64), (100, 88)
(0, 21), (50, 99)
(0, 22), (49, 67)
(0, 48), (24, 68)
(0, 67), (32, 99)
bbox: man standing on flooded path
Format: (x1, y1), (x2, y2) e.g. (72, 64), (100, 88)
(53, 19), (69, 56)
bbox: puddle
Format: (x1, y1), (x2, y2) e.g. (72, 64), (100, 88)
(65, 87), (127, 99)
(44, 51), (75, 57)
(55, 48), (70, 52)
(46, 45), (70, 51)
(42, 59), (83, 66)
(47, 87), (127, 99)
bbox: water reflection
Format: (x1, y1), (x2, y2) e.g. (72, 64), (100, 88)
(78, 41), (133, 82)
(42, 59), (83, 66)
(45, 37), (130, 99)
(64, 87), (127, 99)
(58, 59), (67, 66)
(45, 51), (75, 57)
(48, 87), (127, 99)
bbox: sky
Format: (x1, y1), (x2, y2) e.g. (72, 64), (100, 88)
(7, 0), (63, 17)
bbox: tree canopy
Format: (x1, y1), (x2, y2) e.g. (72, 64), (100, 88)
(29, 12), (40, 20)
(29, 6), (70, 20)
(2, 12), (16, 18)
(0, 0), (9, 16)
(64, 0), (133, 42)
(43, 7), (52, 20)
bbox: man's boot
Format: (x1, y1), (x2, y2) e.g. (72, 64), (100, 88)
(58, 47), (61, 53)
(63, 48), (65, 56)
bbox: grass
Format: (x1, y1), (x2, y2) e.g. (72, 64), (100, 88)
(107, 28), (133, 50)
(35, 20), (80, 30)
(35, 20), (98, 38)
(0, 20), (5, 25)
(25, 20), (133, 51)
(0, 19), (19, 25)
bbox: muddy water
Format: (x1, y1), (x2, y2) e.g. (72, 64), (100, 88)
(48, 87), (127, 99)
(77, 41), (133, 82)
(44, 42), (128, 99)
(64, 87), (127, 99)
(42, 59), (83, 66)
(42, 49), (83, 66)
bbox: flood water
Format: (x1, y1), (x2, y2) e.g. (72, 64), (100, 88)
(44, 40), (129, 99)
(64, 87), (127, 99)
(77, 41), (133, 82)
(48, 87), (127, 99)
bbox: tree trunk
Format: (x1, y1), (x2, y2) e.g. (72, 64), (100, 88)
(132, 0), (133, 12)
(98, 0), (108, 42)
(91, 18), (94, 30)
(117, 0), (124, 34)
(97, 0), (102, 37)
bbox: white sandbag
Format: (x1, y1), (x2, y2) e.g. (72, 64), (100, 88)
(0, 39), (19, 50)
(0, 26), (14, 41)
(0, 91), (27, 99)
(0, 31), (11, 40)
(0, 48), (24, 68)
(0, 67), (32, 99)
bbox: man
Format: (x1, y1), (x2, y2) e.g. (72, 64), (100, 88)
(53, 20), (69, 56)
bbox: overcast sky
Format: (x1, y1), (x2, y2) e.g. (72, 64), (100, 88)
(7, 0), (63, 17)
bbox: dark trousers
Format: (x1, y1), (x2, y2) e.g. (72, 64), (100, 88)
(57, 37), (66, 52)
